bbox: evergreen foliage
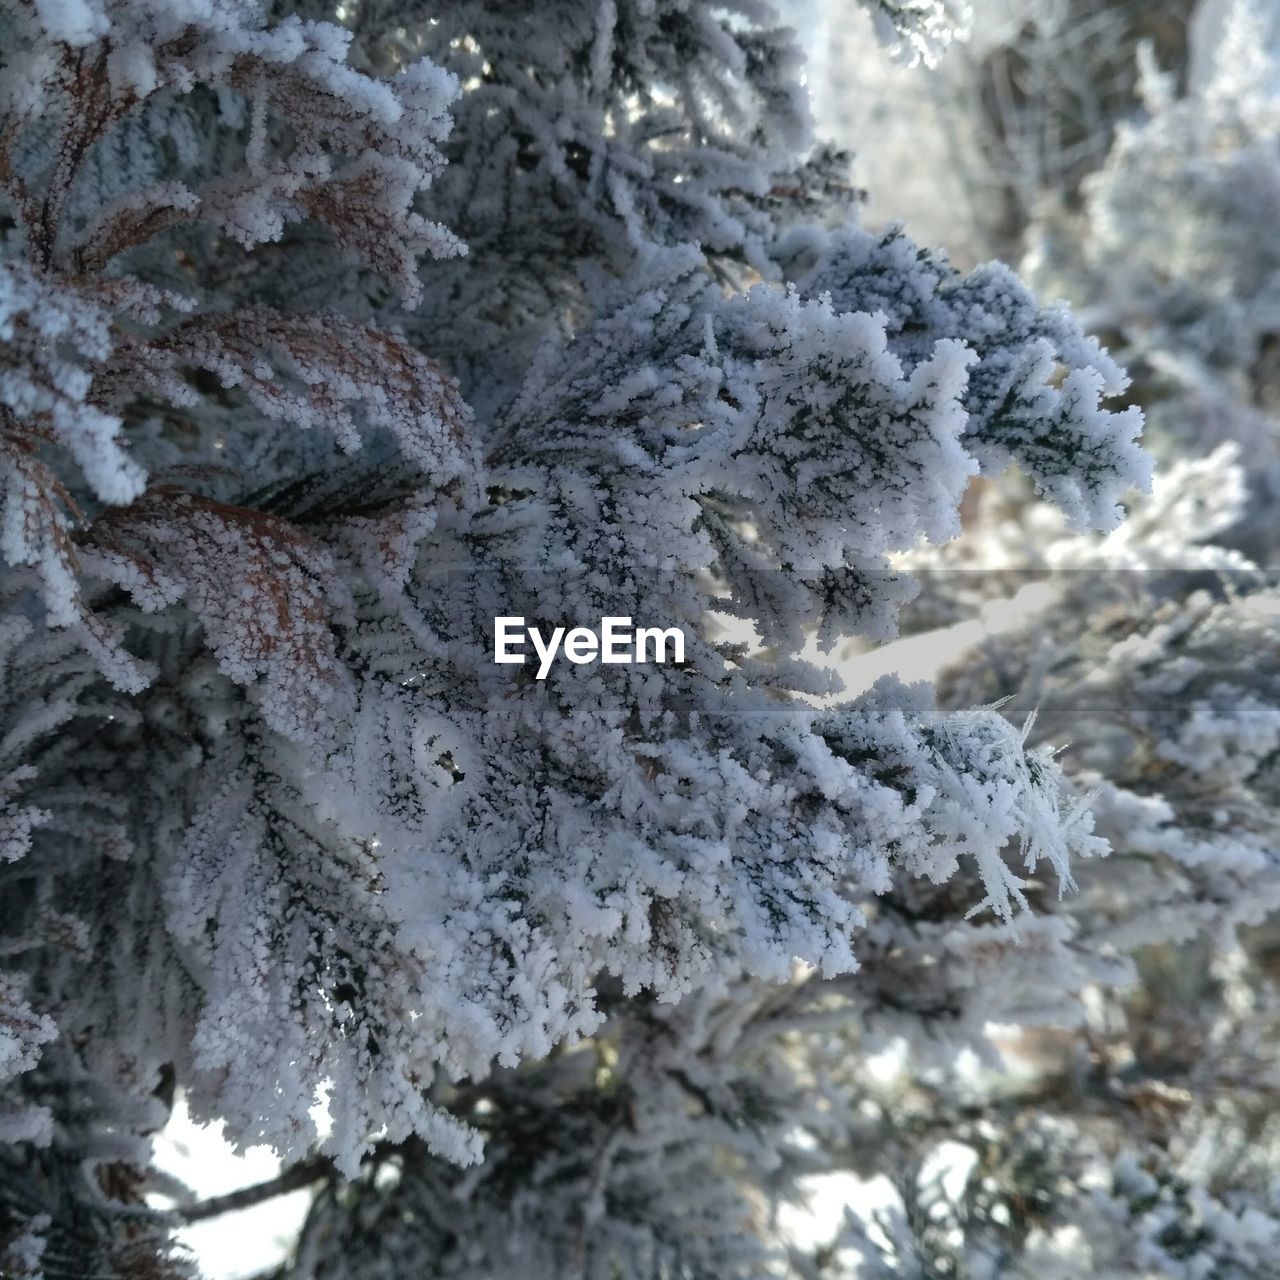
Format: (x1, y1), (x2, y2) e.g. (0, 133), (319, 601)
(7, 0), (1272, 1276)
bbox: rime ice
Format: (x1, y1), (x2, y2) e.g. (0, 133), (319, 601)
(0, 0), (1182, 1275)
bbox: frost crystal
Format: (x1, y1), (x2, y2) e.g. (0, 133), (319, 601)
(0, 0), (1169, 1273)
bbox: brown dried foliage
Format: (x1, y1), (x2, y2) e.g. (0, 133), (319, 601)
(0, 22), (472, 697)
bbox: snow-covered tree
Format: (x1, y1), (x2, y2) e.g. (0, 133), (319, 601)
(4, 0), (1240, 1275)
(795, 4), (1280, 1276)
